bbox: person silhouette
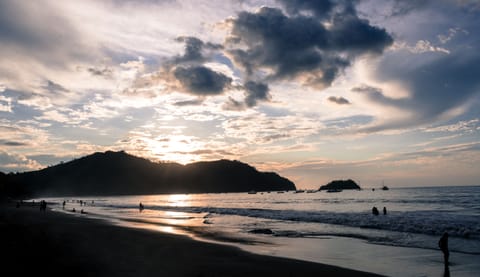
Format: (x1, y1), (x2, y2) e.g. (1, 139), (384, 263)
(40, 200), (47, 212)
(383, 207), (387, 215)
(439, 232), (449, 266)
(372, 206), (379, 216)
(139, 202), (144, 212)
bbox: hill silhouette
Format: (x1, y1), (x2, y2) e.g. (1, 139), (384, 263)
(2, 151), (296, 197)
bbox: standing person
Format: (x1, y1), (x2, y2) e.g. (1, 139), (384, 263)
(40, 200), (47, 212)
(438, 232), (449, 266)
(383, 207), (387, 215)
(139, 202), (144, 212)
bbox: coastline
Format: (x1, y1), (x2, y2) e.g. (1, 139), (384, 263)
(0, 202), (383, 277)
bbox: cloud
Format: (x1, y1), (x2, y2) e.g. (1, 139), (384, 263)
(222, 113), (321, 144)
(222, 81), (271, 110)
(0, 1), (95, 71)
(223, 97), (246, 111)
(173, 99), (204, 106)
(352, 84), (406, 108)
(225, 5), (392, 89)
(393, 40), (450, 54)
(327, 96), (351, 105)
(244, 81), (271, 107)
(370, 50), (480, 130)
(422, 119), (479, 133)
(142, 36), (233, 99)
(44, 80), (69, 94)
(388, 0), (429, 17)
(174, 36), (222, 64)
(0, 140), (29, 147)
(173, 65), (232, 95)
(352, 48), (480, 133)
(0, 94), (13, 112)
(0, 151), (42, 172)
(277, 0), (336, 18)
(0, 120), (51, 149)
(87, 67), (114, 78)
(438, 27), (468, 44)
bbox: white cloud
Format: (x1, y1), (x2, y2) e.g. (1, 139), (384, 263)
(422, 119), (479, 133)
(393, 40), (450, 54)
(0, 95), (13, 112)
(0, 151), (42, 172)
(222, 113), (322, 144)
(438, 27), (468, 44)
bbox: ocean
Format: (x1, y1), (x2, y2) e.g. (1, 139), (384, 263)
(45, 186), (480, 276)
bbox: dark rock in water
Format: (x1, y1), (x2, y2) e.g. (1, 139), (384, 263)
(319, 179), (361, 191)
(3, 151), (296, 197)
(249, 228), (274, 235)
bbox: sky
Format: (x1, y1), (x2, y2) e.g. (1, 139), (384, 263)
(1, 0), (480, 188)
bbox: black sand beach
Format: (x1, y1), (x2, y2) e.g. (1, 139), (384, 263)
(0, 202), (384, 277)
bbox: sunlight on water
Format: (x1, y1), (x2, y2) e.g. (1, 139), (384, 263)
(44, 186), (480, 277)
(167, 194), (190, 207)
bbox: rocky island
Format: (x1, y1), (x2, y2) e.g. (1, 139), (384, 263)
(319, 179), (361, 191)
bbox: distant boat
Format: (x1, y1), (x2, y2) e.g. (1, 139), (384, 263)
(326, 188), (342, 193)
(381, 180), (389, 190)
(295, 190), (305, 193)
(248, 190), (257, 194)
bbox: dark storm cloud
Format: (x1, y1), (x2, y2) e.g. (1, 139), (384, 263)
(327, 96), (350, 105)
(174, 36), (222, 64)
(173, 66), (232, 95)
(222, 81), (271, 111)
(244, 81), (271, 107)
(226, 5), (392, 88)
(328, 15), (394, 54)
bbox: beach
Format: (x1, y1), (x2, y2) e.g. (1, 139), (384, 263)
(0, 202), (383, 277)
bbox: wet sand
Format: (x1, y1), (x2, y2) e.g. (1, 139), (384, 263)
(0, 202), (383, 277)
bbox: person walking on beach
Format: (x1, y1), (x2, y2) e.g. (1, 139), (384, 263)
(372, 206), (379, 216)
(139, 202), (144, 212)
(383, 207), (387, 215)
(439, 232), (449, 266)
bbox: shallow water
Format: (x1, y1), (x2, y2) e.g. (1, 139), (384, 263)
(45, 186), (480, 276)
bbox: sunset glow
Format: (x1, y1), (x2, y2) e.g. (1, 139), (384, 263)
(1, 0), (479, 188)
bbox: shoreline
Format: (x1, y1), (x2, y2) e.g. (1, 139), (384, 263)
(0, 202), (383, 277)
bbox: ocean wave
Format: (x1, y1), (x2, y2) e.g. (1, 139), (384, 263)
(97, 203), (480, 240)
